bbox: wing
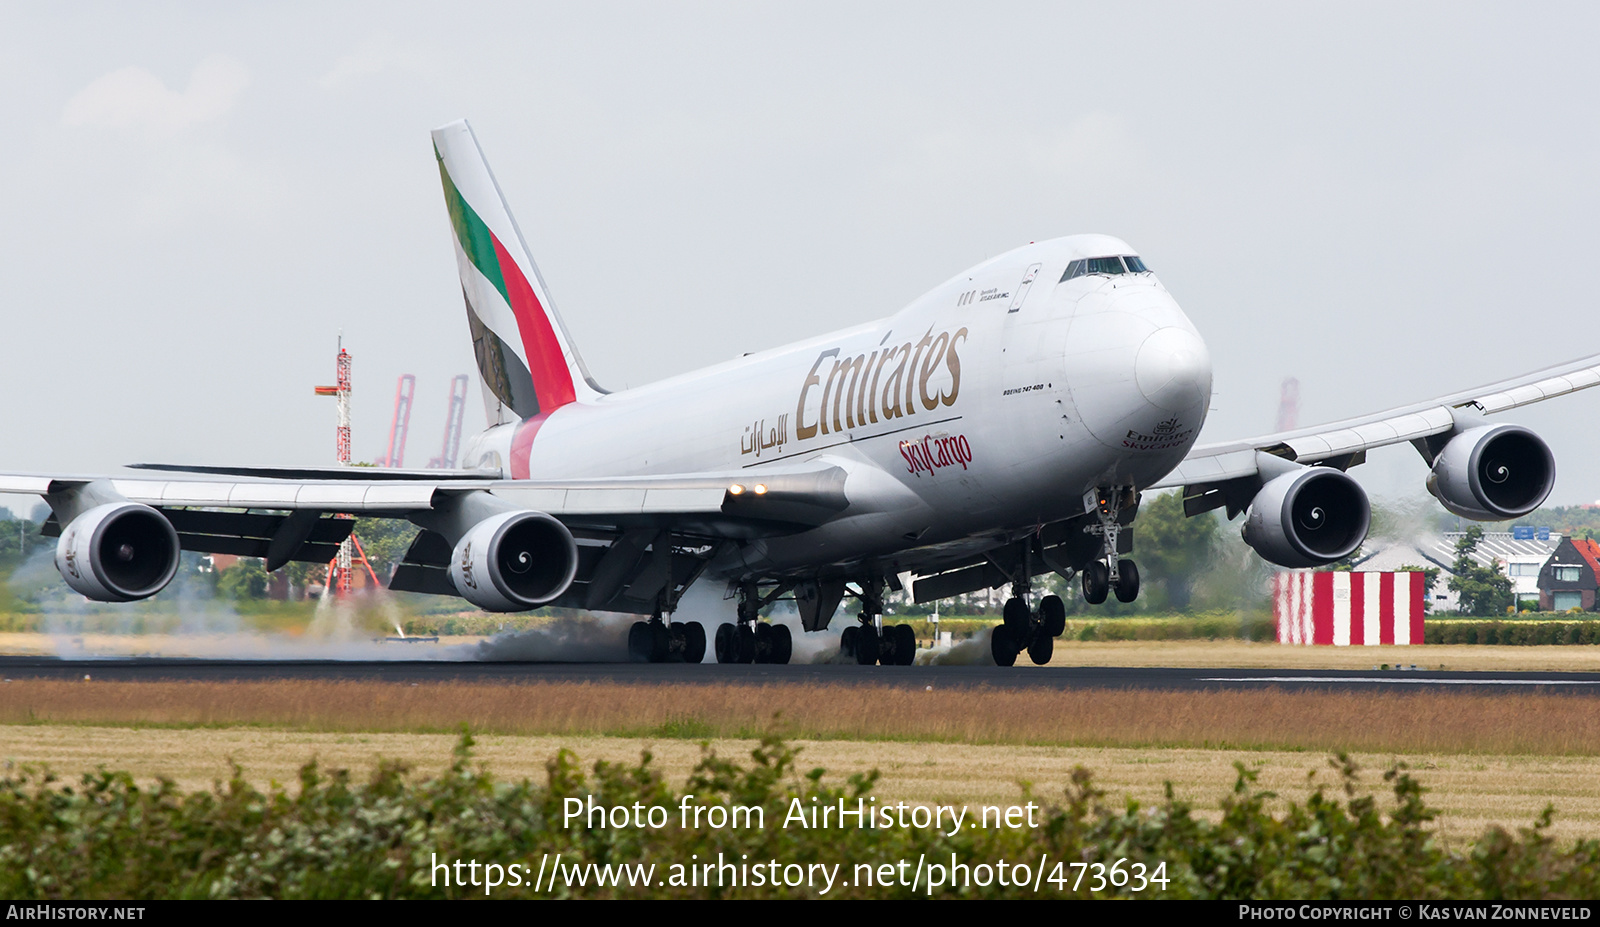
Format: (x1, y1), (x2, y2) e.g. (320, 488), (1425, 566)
(1152, 352), (1600, 517)
(0, 462), (850, 614)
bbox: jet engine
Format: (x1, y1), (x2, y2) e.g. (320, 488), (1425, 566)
(1241, 467), (1370, 568)
(1425, 424), (1554, 521)
(447, 510), (579, 611)
(54, 502), (181, 602)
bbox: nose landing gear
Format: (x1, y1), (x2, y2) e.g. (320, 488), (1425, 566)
(1082, 486), (1141, 606)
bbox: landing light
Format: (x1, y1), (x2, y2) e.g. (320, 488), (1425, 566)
(729, 484), (745, 495)
(754, 484), (768, 495)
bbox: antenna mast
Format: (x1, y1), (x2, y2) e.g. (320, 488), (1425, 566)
(314, 337), (370, 597)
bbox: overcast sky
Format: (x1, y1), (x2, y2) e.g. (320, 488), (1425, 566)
(3, 2), (1600, 521)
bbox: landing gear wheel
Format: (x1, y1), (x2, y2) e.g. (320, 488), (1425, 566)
(683, 621), (706, 664)
(894, 624), (916, 666)
(714, 623), (739, 663)
(651, 622), (670, 662)
(770, 624), (792, 665)
(1082, 561), (1110, 605)
(840, 626), (860, 662)
(664, 623), (687, 662)
(755, 622), (774, 664)
(736, 624), (756, 664)
(1039, 595), (1067, 637)
(1027, 630), (1054, 665)
(855, 625), (880, 665)
(628, 621), (653, 663)
(1002, 597), (1032, 637)
(990, 624), (1018, 667)
(877, 624), (911, 666)
(1114, 559), (1140, 603)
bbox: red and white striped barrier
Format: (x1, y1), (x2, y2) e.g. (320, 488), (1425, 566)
(1273, 572), (1426, 645)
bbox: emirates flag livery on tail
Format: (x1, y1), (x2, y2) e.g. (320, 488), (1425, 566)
(5, 119), (1596, 667)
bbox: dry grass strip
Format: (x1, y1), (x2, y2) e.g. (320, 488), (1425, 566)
(1043, 640), (1600, 672)
(0, 726), (1595, 844)
(2, 678), (1599, 755)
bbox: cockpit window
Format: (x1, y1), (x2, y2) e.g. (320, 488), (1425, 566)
(1060, 255), (1150, 282)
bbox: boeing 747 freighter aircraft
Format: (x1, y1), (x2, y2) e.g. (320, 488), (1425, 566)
(5, 120), (1595, 666)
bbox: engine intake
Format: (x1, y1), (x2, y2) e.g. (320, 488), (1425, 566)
(54, 503), (181, 601)
(1426, 424), (1554, 521)
(448, 510), (578, 611)
(1241, 467), (1370, 568)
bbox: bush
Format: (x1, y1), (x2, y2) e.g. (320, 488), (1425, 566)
(3, 732), (1596, 899)
(1064, 612), (1276, 643)
(1424, 621), (1600, 646)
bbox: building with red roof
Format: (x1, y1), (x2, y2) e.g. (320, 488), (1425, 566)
(1539, 537), (1600, 612)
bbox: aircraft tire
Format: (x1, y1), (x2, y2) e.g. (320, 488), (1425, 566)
(991, 625), (1017, 667)
(840, 626), (860, 662)
(651, 623), (670, 663)
(736, 624), (757, 664)
(1027, 630), (1054, 665)
(628, 622), (654, 663)
(754, 622), (775, 664)
(664, 623), (687, 662)
(894, 623), (916, 666)
(856, 625), (880, 665)
(771, 624), (793, 665)
(1114, 560), (1140, 603)
(1082, 561), (1110, 605)
(1039, 595), (1067, 637)
(683, 621), (707, 664)
(714, 623), (739, 663)
(1002, 597), (1031, 637)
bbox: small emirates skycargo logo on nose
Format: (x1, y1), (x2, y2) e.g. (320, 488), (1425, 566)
(901, 434), (973, 477)
(1123, 418), (1194, 452)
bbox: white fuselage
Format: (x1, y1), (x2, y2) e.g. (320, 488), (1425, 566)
(461, 234), (1213, 580)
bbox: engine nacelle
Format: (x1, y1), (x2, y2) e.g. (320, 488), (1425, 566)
(54, 503), (181, 602)
(448, 510), (578, 611)
(1426, 424), (1554, 521)
(1241, 467), (1371, 568)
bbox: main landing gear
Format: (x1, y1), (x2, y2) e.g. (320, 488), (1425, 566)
(628, 565), (706, 663)
(715, 582), (792, 664)
(1080, 486), (1140, 606)
(840, 576), (917, 666)
(989, 581), (1069, 667)
(628, 613), (706, 664)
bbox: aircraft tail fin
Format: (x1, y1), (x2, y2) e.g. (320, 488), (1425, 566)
(430, 119), (605, 426)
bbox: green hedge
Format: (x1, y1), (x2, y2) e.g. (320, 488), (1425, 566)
(1424, 621), (1600, 646)
(1065, 613), (1277, 642)
(5, 732), (1594, 899)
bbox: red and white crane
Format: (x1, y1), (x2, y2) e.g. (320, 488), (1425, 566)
(379, 374), (416, 468)
(427, 374), (470, 469)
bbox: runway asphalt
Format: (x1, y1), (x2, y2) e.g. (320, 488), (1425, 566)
(2, 656), (1599, 695)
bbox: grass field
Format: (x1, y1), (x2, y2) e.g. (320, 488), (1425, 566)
(4, 627), (1598, 855)
(3, 677), (1599, 754)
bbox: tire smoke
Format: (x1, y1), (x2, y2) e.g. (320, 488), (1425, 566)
(916, 625), (998, 666)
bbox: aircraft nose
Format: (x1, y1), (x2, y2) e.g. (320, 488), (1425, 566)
(1135, 327), (1212, 413)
